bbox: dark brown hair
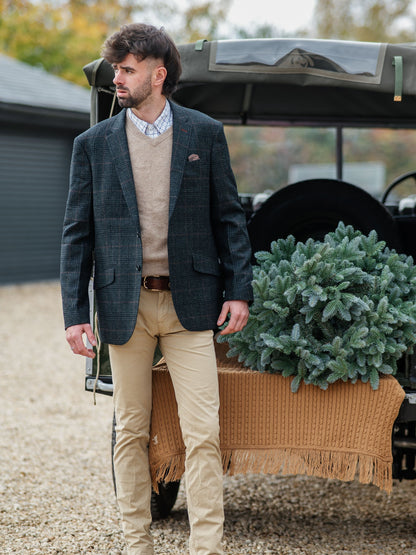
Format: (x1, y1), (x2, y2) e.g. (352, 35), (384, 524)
(101, 23), (182, 97)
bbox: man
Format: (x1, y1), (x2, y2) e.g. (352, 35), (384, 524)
(61, 23), (253, 555)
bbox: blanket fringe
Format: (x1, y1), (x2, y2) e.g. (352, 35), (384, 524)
(149, 367), (403, 495)
(151, 454), (185, 494)
(151, 448), (393, 494)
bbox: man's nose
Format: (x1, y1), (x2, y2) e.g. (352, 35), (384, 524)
(113, 73), (122, 86)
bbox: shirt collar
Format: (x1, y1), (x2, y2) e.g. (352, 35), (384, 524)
(127, 101), (172, 136)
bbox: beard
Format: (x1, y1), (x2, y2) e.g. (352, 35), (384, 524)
(116, 74), (152, 109)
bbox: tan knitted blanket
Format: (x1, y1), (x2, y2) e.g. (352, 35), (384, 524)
(149, 356), (404, 494)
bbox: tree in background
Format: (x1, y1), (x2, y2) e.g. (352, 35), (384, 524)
(0, 0), (230, 85)
(233, 23), (303, 40)
(3, 0), (416, 197)
(177, 0), (231, 42)
(3, 0), (416, 85)
(0, 0), (145, 84)
(226, 1), (416, 197)
(315, 0), (416, 42)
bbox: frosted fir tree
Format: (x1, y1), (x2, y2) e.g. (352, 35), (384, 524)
(218, 222), (416, 392)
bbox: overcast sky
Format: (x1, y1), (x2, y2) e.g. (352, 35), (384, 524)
(222, 0), (317, 35)
(150, 0), (317, 38)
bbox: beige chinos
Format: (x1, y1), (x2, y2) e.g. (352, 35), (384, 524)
(109, 287), (224, 555)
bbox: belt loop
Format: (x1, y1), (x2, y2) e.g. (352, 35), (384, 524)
(142, 276), (150, 290)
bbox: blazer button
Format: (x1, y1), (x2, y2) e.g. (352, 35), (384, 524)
(136, 265), (141, 272)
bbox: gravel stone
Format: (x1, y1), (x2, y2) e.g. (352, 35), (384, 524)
(1, 282), (415, 554)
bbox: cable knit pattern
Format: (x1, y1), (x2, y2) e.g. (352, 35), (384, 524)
(149, 347), (405, 494)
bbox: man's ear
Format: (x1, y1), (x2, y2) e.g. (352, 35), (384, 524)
(153, 65), (167, 88)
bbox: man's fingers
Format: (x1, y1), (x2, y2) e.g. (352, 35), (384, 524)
(66, 323), (96, 358)
(220, 314), (247, 335)
(72, 342), (96, 358)
(218, 300), (249, 335)
(85, 326), (97, 347)
(216, 303), (230, 327)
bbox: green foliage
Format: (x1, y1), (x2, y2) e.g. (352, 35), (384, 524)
(218, 222), (416, 391)
(0, 0), (139, 85)
(178, 0), (231, 43)
(315, 0), (416, 43)
(0, 0), (231, 86)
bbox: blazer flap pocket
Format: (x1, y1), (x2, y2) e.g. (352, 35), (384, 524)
(94, 268), (115, 290)
(192, 254), (221, 276)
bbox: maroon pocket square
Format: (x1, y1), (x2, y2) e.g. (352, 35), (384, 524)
(188, 153), (200, 162)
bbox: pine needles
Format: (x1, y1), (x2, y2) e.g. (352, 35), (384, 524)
(218, 222), (416, 391)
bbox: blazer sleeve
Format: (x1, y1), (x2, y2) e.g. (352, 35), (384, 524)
(209, 124), (254, 303)
(60, 135), (95, 329)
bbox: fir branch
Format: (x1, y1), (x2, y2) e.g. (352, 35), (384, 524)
(218, 222), (416, 391)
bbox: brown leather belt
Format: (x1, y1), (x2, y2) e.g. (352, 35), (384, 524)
(141, 275), (170, 291)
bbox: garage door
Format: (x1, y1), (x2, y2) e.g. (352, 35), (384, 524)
(0, 127), (73, 284)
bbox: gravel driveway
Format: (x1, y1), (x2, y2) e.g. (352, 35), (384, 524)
(1, 281), (415, 554)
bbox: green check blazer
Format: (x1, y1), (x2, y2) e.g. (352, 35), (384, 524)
(60, 102), (253, 345)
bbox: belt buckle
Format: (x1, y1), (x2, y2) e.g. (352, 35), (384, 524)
(143, 275), (164, 292)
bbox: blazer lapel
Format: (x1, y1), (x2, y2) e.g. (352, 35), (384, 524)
(170, 102), (191, 219)
(105, 104), (191, 224)
(105, 110), (140, 226)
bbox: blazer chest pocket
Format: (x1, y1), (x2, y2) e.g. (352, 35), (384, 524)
(94, 268), (115, 290)
(184, 155), (207, 180)
(192, 254), (221, 276)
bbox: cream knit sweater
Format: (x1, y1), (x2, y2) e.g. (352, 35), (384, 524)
(126, 116), (173, 276)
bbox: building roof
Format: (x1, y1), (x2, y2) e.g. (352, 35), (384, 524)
(0, 53), (90, 114)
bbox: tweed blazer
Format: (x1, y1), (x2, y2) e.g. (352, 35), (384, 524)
(60, 102), (253, 345)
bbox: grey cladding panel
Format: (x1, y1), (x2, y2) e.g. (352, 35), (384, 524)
(0, 130), (72, 283)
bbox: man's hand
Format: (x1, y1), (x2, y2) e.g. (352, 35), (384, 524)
(66, 323), (97, 358)
(217, 300), (250, 335)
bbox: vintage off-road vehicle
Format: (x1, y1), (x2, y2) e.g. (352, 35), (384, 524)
(83, 37), (416, 517)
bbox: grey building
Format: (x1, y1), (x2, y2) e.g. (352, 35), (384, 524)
(0, 53), (91, 284)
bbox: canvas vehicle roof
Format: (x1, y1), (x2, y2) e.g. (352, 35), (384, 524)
(83, 37), (416, 127)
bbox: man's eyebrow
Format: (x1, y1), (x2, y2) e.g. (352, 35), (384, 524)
(113, 63), (135, 71)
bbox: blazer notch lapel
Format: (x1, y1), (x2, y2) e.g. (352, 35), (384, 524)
(170, 105), (191, 219)
(106, 112), (139, 225)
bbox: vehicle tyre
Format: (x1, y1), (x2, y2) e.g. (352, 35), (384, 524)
(247, 179), (402, 257)
(150, 480), (181, 520)
(111, 413), (180, 519)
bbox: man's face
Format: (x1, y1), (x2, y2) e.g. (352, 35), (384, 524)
(112, 53), (156, 109)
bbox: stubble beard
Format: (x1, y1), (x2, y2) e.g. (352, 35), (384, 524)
(116, 75), (152, 110)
